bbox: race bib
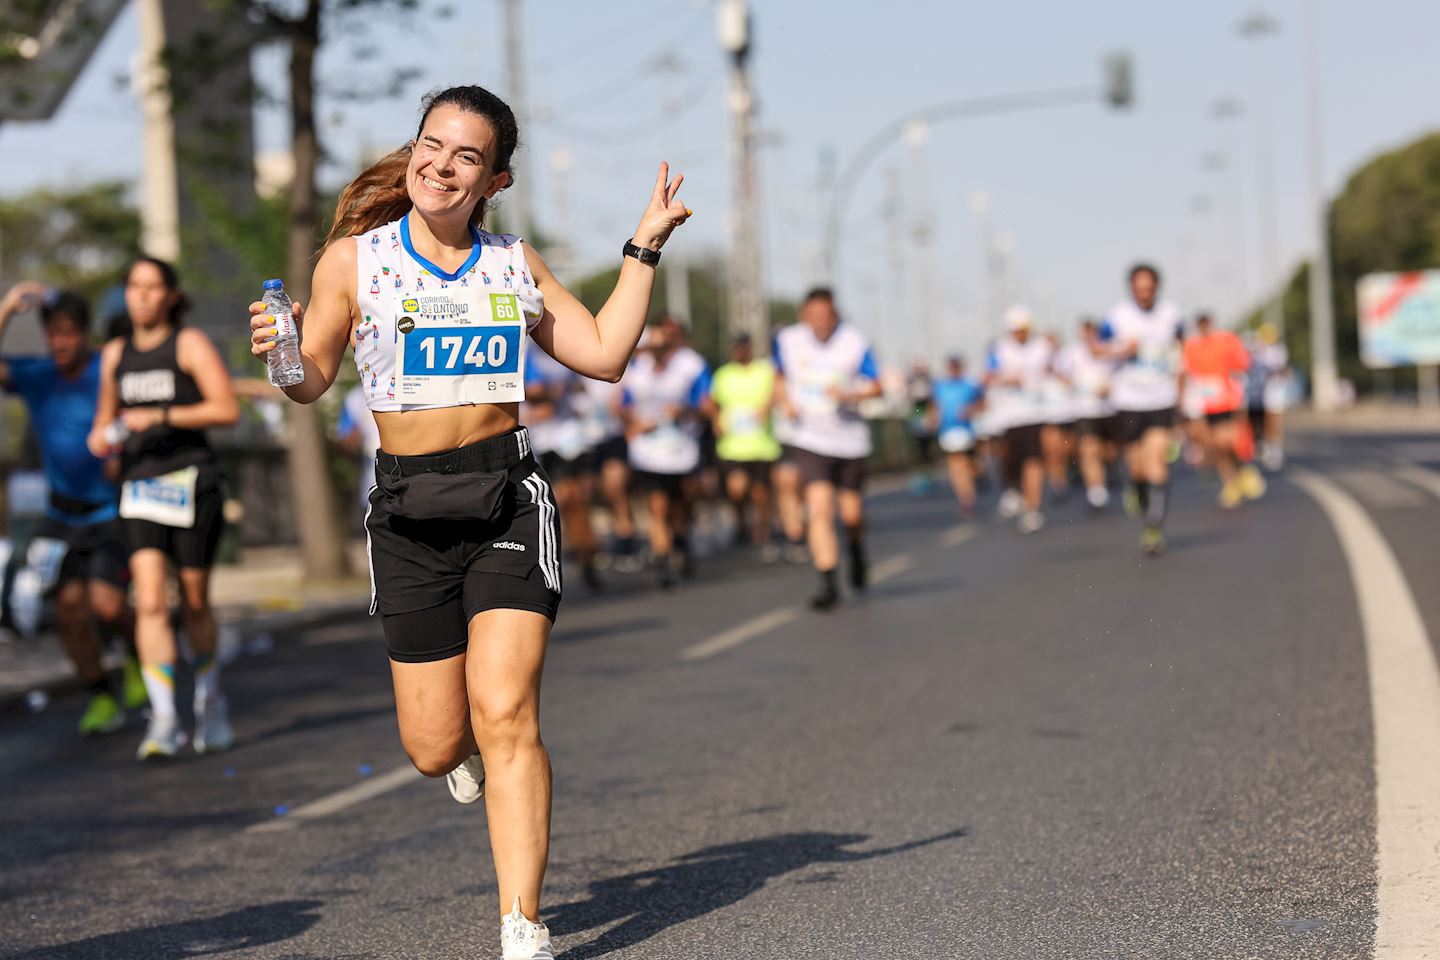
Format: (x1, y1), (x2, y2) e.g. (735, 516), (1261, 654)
(647, 422), (690, 459)
(120, 466), (198, 529)
(394, 288), (526, 405)
(939, 426), (975, 454)
(726, 409), (763, 436)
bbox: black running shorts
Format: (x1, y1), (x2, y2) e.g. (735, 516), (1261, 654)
(122, 474), (226, 570)
(1004, 423), (1045, 463)
(364, 428), (563, 663)
(786, 446), (867, 491)
(34, 516), (131, 589)
(1116, 408), (1177, 446)
(719, 459), (774, 488)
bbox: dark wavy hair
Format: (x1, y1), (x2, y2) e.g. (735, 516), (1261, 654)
(325, 85), (520, 247)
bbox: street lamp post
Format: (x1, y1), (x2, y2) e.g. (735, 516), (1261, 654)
(1238, 7), (1286, 339)
(718, 0), (766, 342)
(1303, 0), (1340, 411)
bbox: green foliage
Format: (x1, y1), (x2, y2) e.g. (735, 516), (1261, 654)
(0, 181), (141, 310)
(1259, 131), (1440, 393)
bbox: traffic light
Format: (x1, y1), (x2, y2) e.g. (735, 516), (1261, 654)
(1104, 53), (1134, 110)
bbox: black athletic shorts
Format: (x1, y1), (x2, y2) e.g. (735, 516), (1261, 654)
(786, 446), (867, 491)
(593, 435), (628, 467)
(1075, 415), (1118, 442)
(719, 459), (774, 488)
(1116, 407), (1177, 446)
(540, 449), (596, 482)
(365, 428), (563, 663)
(1205, 409), (1242, 427)
(631, 469), (689, 500)
(34, 516), (130, 589)
(1004, 423), (1045, 463)
(122, 474), (226, 570)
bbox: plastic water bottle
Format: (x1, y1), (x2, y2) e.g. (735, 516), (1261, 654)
(262, 279), (304, 387)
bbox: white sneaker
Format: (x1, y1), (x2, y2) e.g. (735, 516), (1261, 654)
(997, 489), (1022, 519)
(446, 753), (486, 804)
(500, 897), (554, 960)
(136, 713), (182, 761)
(193, 696), (234, 754)
(1018, 511), (1045, 535)
(1086, 485), (1109, 510)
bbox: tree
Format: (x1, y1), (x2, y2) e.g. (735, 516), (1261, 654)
(0, 181), (141, 311)
(161, 0), (443, 580)
(1251, 132), (1440, 393)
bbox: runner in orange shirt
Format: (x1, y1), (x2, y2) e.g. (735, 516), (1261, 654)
(1182, 313), (1265, 508)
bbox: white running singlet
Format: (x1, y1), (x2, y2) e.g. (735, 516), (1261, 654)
(353, 216), (544, 412)
(623, 347), (711, 475)
(772, 323), (878, 460)
(985, 335), (1054, 430)
(1104, 299), (1184, 413)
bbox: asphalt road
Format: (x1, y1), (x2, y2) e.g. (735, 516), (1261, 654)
(3, 429), (1437, 959)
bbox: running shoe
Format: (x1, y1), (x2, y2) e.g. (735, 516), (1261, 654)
(121, 656), (149, 710)
(784, 542), (810, 565)
(193, 696), (235, 754)
(1141, 526), (1165, 557)
(1261, 444), (1284, 472)
(848, 543), (868, 591)
(447, 753), (486, 804)
(657, 556), (679, 591)
(1238, 464), (1267, 500)
(136, 713), (182, 761)
(78, 691), (125, 736)
(1218, 482), (1244, 510)
(1085, 486), (1109, 511)
(500, 898), (554, 960)
(1018, 511), (1045, 535)
(997, 489), (1022, 519)
(809, 580), (840, 612)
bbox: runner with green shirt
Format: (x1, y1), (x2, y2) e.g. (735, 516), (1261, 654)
(706, 334), (781, 561)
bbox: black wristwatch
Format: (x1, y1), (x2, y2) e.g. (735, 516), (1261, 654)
(623, 238), (661, 266)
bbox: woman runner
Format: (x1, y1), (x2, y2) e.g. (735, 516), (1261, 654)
(248, 85), (688, 960)
(89, 257), (240, 760)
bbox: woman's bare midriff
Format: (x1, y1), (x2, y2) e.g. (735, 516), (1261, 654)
(373, 403), (521, 456)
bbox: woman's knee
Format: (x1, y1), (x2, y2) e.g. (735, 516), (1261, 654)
(469, 690), (540, 756)
(400, 727), (469, 778)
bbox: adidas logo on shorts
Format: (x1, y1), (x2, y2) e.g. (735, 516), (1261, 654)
(492, 541), (526, 552)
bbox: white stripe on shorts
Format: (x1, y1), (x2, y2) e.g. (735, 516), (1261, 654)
(362, 494), (377, 616)
(523, 475), (560, 592)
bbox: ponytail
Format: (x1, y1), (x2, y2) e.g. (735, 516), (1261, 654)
(324, 145), (415, 248)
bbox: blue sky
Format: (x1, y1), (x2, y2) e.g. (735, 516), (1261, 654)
(2, 0), (1438, 364)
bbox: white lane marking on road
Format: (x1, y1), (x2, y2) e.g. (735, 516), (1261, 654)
(1392, 462), (1440, 502)
(941, 526), (978, 548)
(1332, 467), (1427, 508)
(1293, 469), (1440, 957)
(681, 607), (802, 662)
(870, 553), (914, 584)
(245, 764), (422, 834)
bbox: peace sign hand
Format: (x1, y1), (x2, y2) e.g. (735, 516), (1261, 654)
(632, 162), (692, 254)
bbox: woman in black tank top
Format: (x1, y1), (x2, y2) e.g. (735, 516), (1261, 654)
(89, 257), (240, 761)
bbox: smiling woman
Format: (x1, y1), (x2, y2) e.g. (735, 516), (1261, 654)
(246, 84), (689, 960)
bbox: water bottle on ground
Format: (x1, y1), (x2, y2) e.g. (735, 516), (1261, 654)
(262, 279), (305, 387)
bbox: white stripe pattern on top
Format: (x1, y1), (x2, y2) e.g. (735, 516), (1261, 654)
(522, 474), (560, 591)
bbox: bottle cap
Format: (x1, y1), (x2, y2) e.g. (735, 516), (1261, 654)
(262, 279), (284, 290)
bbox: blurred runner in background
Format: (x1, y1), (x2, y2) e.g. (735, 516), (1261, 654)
(622, 317), (711, 589)
(337, 382), (383, 513)
(773, 288), (882, 611)
(1054, 318), (1117, 513)
(1184, 313), (1266, 508)
(1105, 264), (1183, 556)
(580, 375), (640, 572)
(905, 357), (936, 494)
(1247, 323), (1292, 471)
(986, 306), (1052, 534)
(90, 257), (240, 758)
(707, 333), (782, 561)
(526, 349), (602, 591)
(1039, 331), (1076, 505)
(928, 354), (984, 521)
(0, 281), (143, 735)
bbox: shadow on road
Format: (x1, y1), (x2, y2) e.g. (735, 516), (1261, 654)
(549, 828), (966, 959)
(552, 618), (666, 645)
(3, 899), (323, 959)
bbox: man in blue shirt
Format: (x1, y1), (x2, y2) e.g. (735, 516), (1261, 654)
(928, 355), (985, 521)
(0, 282), (140, 735)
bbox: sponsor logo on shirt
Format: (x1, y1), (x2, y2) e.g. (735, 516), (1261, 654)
(119, 369), (176, 404)
(492, 540), (525, 552)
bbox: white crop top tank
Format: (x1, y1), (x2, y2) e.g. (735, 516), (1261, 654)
(352, 215), (545, 412)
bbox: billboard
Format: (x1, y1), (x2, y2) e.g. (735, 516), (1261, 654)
(1357, 270), (1440, 369)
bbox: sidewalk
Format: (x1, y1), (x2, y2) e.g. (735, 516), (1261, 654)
(0, 541), (371, 714)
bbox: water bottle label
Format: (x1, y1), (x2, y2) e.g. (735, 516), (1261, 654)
(269, 311), (294, 339)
